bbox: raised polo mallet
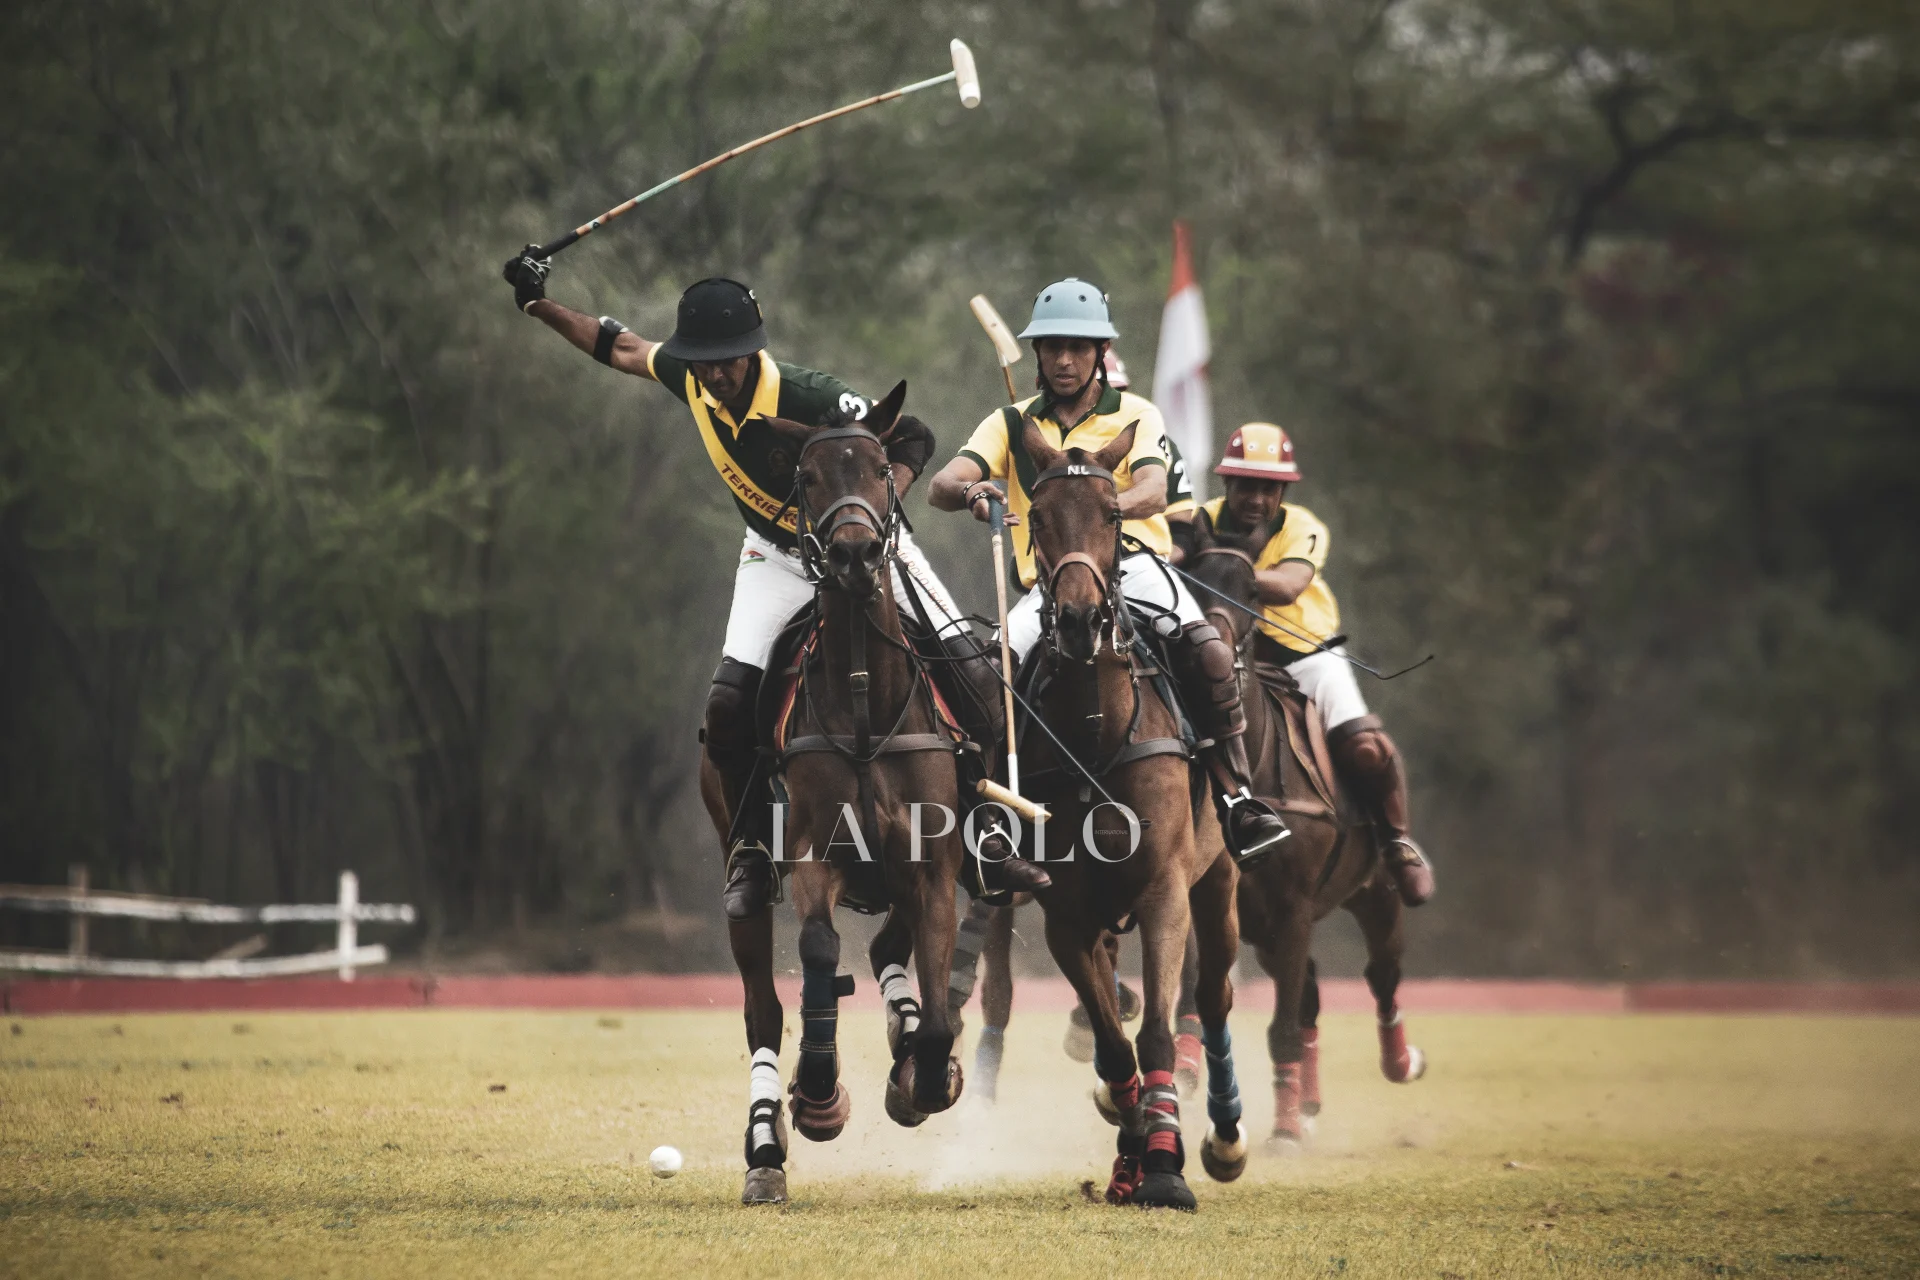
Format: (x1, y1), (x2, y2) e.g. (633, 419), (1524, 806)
(966, 293), (1045, 827)
(530, 40), (981, 260)
(970, 294), (1023, 405)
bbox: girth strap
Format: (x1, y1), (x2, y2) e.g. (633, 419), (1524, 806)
(783, 732), (956, 759)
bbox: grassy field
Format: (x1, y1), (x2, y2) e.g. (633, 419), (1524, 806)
(2, 1006), (1917, 1278)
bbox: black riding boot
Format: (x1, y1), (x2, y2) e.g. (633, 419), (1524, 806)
(1167, 621), (1291, 865)
(705, 658), (778, 920)
(937, 632), (1051, 895)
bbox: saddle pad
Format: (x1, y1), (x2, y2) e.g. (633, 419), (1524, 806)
(1253, 664), (1339, 816)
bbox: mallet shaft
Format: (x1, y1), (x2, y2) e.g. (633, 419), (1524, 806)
(536, 73), (958, 259)
(988, 499), (1021, 796)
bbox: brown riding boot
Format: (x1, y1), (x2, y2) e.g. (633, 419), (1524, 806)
(1327, 716), (1433, 906)
(1169, 621), (1291, 864)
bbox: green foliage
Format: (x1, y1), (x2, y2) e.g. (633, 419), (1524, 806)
(0, 0), (1913, 971)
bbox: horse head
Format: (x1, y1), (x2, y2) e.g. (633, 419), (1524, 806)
(1185, 506), (1264, 652)
(1020, 415), (1137, 664)
(769, 380), (908, 600)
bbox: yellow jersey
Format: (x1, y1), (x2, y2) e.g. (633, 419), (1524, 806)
(958, 386), (1172, 588)
(1201, 497), (1341, 655)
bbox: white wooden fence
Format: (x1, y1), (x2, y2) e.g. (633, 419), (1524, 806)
(0, 870), (414, 980)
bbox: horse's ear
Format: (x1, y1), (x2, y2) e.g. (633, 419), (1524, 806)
(864, 380), (907, 436)
(1191, 505), (1216, 551)
(1089, 420), (1139, 474)
(1020, 413), (1066, 472)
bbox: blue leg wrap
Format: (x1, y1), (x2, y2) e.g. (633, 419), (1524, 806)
(1202, 1020), (1243, 1129)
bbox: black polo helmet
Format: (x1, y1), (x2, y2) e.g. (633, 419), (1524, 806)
(658, 277), (768, 362)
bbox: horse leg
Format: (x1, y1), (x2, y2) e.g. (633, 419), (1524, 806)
(1174, 927), (1205, 1097)
(1043, 908), (1143, 1204)
(1130, 875), (1198, 1211)
(729, 907), (789, 1204)
(871, 907), (928, 1127)
(1189, 853), (1248, 1184)
(787, 860), (852, 1141)
(906, 866), (963, 1116)
(972, 902), (1016, 1101)
(1348, 875), (1426, 1083)
(1254, 911), (1313, 1150)
(1299, 956), (1323, 1122)
(945, 896), (995, 1039)
(1068, 930), (1132, 1062)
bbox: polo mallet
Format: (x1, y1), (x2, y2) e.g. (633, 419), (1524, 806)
(969, 294), (1023, 405)
(529, 40), (981, 260)
(963, 294), (1045, 826)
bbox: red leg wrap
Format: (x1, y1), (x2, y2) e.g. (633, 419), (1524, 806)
(1300, 1027), (1322, 1116)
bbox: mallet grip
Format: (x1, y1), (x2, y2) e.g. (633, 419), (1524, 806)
(977, 778), (1047, 825)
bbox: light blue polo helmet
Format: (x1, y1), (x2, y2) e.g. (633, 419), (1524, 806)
(1016, 277), (1120, 341)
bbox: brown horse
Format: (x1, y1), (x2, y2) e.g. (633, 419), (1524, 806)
(703, 383), (966, 1205)
(1183, 511), (1426, 1148)
(1013, 419), (1245, 1210)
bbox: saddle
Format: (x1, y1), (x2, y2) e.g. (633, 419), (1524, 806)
(1248, 661), (1342, 822)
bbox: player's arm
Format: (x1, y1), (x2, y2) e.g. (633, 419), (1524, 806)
(502, 246), (657, 378)
(885, 414), (937, 498)
(928, 417), (1018, 524)
(1254, 562), (1316, 606)
(1117, 463), (1167, 520)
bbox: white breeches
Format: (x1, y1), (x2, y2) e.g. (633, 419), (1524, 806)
(1002, 551), (1204, 664)
(720, 528), (968, 670)
(1284, 646), (1370, 731)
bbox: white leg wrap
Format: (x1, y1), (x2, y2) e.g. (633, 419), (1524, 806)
(750, 1047), (781, 1151)
(880, 963), (919, 1034)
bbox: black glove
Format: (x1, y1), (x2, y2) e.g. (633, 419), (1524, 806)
(501, 245), (551, 312)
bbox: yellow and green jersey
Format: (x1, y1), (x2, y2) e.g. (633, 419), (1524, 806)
(958, 386), (1172, 588)
(647, 348), (872, 550)
(1201, 497), (1341, 655)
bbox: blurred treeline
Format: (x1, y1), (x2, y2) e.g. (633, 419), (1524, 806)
(2, 1), (1915, 976)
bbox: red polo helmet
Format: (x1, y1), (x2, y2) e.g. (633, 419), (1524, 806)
(1215, 422), (1302, 482)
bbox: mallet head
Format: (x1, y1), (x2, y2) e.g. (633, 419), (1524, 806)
(950, 39), (981, 108)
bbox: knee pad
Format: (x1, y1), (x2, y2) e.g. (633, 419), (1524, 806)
(1333, 717), (1395, 773)
(704, 659), (763, 769)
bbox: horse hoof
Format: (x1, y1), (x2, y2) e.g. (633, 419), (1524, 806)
(914, 1056), (963, 1116)
(1265, 1131), (1304, 1156)
(1379, 1017), (1428, 1084)
(789, 1080), (851, 1142)
(1091, 1080), (1122, 1127)
(1063, 1009), (1096, 1063)
(1117, 982), (1143, 1022)
(1132, 1171), (1198, 1211)
(1200, 1124), (1248, 1183)
(1173, 1032), (1204, 1098)
(885, 1061), (928, 1129)
(741, 1166), (788, 1205)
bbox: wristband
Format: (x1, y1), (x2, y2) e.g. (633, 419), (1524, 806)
(594, 316), (628, 366)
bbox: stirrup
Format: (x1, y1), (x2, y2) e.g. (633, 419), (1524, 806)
(725, 838), (784, 909)
(1220, 789), (1291, 866)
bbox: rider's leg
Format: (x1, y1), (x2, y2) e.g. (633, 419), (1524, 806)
(1117, 554), (1290, 862)
(1292, 649), (1434, 906)
(714, 533), (818, 920)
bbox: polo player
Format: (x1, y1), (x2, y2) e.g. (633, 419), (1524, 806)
(501, 251), (1051, 918)
(928, 278), (1291, 863)
(1196, 423), (1435, 906)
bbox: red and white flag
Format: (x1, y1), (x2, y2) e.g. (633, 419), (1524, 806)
(1151, 220), (1214, 502)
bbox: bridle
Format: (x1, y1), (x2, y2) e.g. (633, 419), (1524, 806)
(784, 425), (901, 589)
(1029, 461), (1132, 664)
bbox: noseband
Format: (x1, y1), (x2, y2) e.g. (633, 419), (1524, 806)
(786, 425), (900, 586)
(1029, 461), (1130, 663)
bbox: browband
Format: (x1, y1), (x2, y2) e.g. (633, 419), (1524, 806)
(1032, 461), (1116, 489)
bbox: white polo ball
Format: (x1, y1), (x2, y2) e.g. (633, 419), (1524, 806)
(648, 1145), (683, 1179)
